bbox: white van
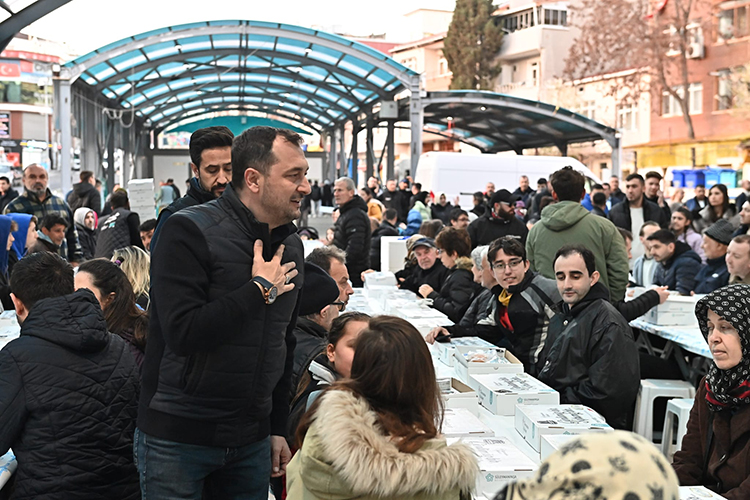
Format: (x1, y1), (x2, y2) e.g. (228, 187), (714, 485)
(414, 152), (602, 207)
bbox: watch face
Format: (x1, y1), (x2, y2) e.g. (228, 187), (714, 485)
(268, 286), (278, 304)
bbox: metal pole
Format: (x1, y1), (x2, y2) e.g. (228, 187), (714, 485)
(610, 136), (621, 178)
(59, 78), (72, 194)
(350, 124), (359, 187)
(366, 120), (374, 181)
(409, 74), (423, 179)
(339, 125), (346, 179)
(106, 120), (115, 194)
(329, 130), (337, 182)
(386, 120), (395, 180)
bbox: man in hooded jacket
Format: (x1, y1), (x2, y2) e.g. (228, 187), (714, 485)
(647, 229), (702, 295)
(67, 170), (101, 216)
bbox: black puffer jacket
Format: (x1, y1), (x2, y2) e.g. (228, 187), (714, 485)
(398, 260), (450, 296)
(369, 220), (399, 271)
(467, 212), (528, 248)
(150, 176), (216, 252)
(431, 202), (454, 225)
(67, 181), (101, 215)
(75, 222), (96, 260)
(608, 195), (669, 231)
(0, 290), (140, 499)
(426, 256), (482, 323)
(139, 184), (303, 447)
(654, 240), (702, 295)
(291, 317), (327, 400)
(333, 196), (371, 286)
(537, 282), (640, 430)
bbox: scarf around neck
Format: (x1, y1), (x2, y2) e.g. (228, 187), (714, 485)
(696, 284), (750, 411)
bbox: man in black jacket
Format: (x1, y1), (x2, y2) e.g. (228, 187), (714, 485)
(332, 176), (371, 287)
(0, 175), (18, 212)
(151, 126), (233, 252)
(370, 208), (400, 271)
(95, 190), (144, 258)
(537, 245), (640, 429)
(467, 189), (528, 248)
(0, 252), (140, 499)
(137, 126), (309, 497)
(608, 173), (668, 261)
(67, 170), (101, 215)
(398, 237), (450, 296)
(647, 229), (702, 295)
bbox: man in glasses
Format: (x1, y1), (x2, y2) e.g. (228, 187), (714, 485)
(467, 189), (528, 248)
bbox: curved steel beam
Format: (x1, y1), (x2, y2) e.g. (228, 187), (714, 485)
(157, 109), (320, 135)
(0, 0), (73, 52)
(92, 48), (390, 101)
(67, 22), (415, 88)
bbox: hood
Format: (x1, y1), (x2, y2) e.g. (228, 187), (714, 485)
(454, 255), (474, 272)
(36, 230), (59, 249)
(668, 241), (701, 267)
(339, 194), (368, 214)
(73, 181), (97, 197)
(73, 206), (96, 228)
(20, 289), (110, 353)
(295, 316), (329, 340)
(564, 281), (611, 317)
(297, 389), (477, 497)
(187, 176), (216, 204)
(540, 201), (591, 232)
(309, 353), (339, 384)
(0, 215), (11, 275)
(7, 213), (31, 258)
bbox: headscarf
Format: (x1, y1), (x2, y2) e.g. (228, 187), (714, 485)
(695, 284), (750, 411)
(73, 207), (96, 230)
(0, 215), (12, 275)
(7, 213), (31, 259)
(498, 430), (679, 500)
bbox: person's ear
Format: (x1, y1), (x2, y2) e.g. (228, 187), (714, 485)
(244, 168), (262, 193)
(190, 163), (199, 177)
(10, 293), (26, 319)
(326, 343), (335, 364)
(590, 270), (600, 287)
(103, 292), (116, 308)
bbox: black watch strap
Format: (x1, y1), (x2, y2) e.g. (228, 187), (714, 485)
(253, 276), (274, 290)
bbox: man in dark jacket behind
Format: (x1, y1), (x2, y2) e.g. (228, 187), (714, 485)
(150, 126), (233, 252)
(0, 175), (18, 212)
(66, 170), (101, 216)
(332, 176), (371, 287)
(647, 229), (702, 295)
(467, 189), (528, 248)
(137, 126), (309, 497)
(694, 219), (732, 294)
(538, 244), (640, 430)
(398, 237), (450, 296)
(0, 251), (140, 499)
(95, 190), (144, 259)
(369, 208), (400, 271)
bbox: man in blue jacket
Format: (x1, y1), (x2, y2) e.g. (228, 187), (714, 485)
(647, 229), (702, 295)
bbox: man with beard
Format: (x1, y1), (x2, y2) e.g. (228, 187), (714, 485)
(332, 177), (371, 288)
(150, 126), (234, 252)
(137, 126), (309, 497)
(644, 171), (671, 221)
(467, 189), (528, 248)
(5, 164), (83, 265)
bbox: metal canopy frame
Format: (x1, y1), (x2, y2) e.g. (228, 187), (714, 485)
(0, 0), (73, 51)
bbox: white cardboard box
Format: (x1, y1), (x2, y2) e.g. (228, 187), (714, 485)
(434, 337), (497, 367)
(462, 438), (537, 498)
(381, 236), (408, 273)
(454, 347), (524, 388)
(474, 373), (559, 416)
(540, 433), (578, 460)
(514, 404), (612, 452)
(644, 294), (700, 326)
(679, 486), (726, 499)
(442, 407), (495, 438)
(443, 378), (480, 415)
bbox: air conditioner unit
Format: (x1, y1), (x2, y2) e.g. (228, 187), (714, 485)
(686, 41), (704, 59)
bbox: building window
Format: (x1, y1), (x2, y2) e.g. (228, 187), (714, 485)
(501, 8), (536, 33)
(617, 104), (639, 131)
(543, 8), (568, 26)
(716, 69), (733, 110)
(578, 100), (596, 120)
(530, 62), (538, 86)
(689, 82), (702, 114)
(438, 57), (449, 76)
(717, 5), (750, 41)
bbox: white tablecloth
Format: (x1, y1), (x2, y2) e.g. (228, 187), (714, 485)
(630, 319), (710, 359)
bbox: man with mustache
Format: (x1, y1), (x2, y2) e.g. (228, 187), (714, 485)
(4, 164), (83, 265)
(150, 126), (234, 252)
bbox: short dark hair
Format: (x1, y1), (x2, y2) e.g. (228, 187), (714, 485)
(360, 186), (374, 197)
(537, 178), (547, 185)
(626, 173), (644, 184)
(592, 183), (603, 190)
(166, 178), (174, 184)
(487, 236), (526, 265)
(306, 246), (346, 274)
(450, 207), (468, 221)
(646, 229), (676, 245)
(732, 235), (750, 253)
(79, 170), (94, 183)
(0, 176), (9, 184)
(232, 126), (303, 186)
(554, 244), (596, 276)
(592, 192), (607, 206)
(696, 184), (705, 189)
(618, 228), (633, 242)
(40, 214), (67, 231)
(383, 208), (397, 221)
(10, 251), (74, 310)
(639, 220), (660, 237)
(139, 218), (157, 233)
(602, 182), (610, 189)
(434, 227), (471, 258)
(473, 191), (484, 202)
(549, 166), (585, 202)
(189, 126), (234, 168)
(413, 183), (422, 191)
(109, 189), (129, 209)
(645, 171), (663, 181)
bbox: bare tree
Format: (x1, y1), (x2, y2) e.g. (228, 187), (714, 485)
(564, 0), (707, 139)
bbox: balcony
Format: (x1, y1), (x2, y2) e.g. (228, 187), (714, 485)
(498, 25), (543, 60)
(496, 81), (540, 100)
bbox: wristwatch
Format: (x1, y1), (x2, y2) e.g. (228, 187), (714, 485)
(253, 276), (278, 305)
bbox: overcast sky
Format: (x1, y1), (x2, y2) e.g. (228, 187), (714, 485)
(22, 0), (457, 56)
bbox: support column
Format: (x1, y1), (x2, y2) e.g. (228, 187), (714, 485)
(123, 125), (131, 186)
(59, 78), (72, 194)
(106, 120), (115, 194)
(386, 120), (395, 180)
(338, 125), (346, 178)
(329, 130), (337, 182)
(409, 74), (423, 178)
(610, 135), (621, 177)
(365, 120), (374, 181)
(350, 123), (359, 187)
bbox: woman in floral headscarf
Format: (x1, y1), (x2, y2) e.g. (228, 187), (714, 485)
(673, 284), (750, 499)
(495, 430), (679, 500)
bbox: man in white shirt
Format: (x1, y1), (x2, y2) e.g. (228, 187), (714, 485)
(632, 221), (661, 287)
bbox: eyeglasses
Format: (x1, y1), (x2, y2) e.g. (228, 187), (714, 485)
(332, 300), (346, 311)
(492, 258), (524, 272)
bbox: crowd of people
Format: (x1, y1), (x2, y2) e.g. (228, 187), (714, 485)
(0, 124), (746, 499)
